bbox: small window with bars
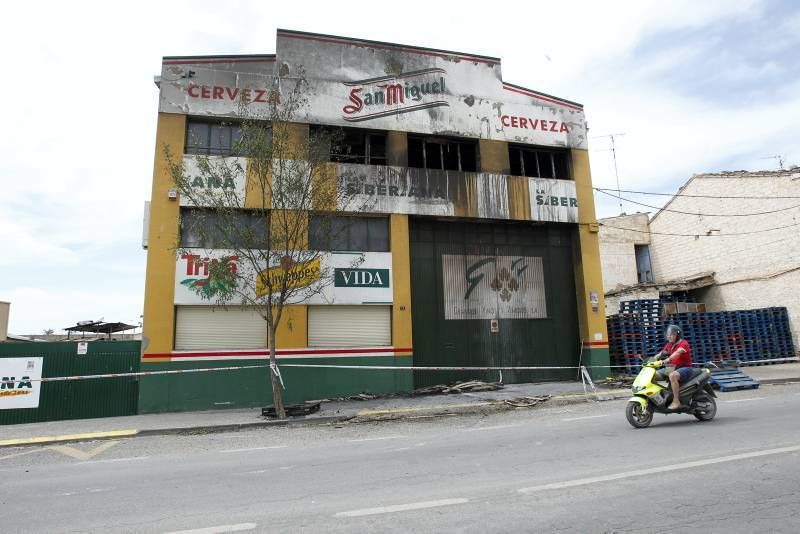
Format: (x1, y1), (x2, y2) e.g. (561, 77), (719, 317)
(509, 145), (571, 179)
(408, 136), (477, 172)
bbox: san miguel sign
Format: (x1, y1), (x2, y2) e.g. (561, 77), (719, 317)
(342, 68), (449, 122)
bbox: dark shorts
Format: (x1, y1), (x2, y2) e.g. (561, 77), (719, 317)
(658, 367), (695, 382)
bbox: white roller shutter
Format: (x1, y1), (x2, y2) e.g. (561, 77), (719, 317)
(175, 306), (267, 350)
(308, 306), (391, 347)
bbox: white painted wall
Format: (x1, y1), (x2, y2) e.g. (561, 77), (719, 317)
(599, 213), (651, 293)
(650, 169), (800, 348)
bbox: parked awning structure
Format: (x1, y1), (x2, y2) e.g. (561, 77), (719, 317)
(64, 321), (138, 339)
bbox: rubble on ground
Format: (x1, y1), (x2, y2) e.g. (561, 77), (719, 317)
(413, 380), (504, 396)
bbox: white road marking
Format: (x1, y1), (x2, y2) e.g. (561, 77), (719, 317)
(348, 435), (408, 443)
(388, 447), (411, 452)
(220, 446), (287, 453)
(463, 424), (523, 432)
(518, 444), (800, 494)
(164, 523), (257, 534)
(335, 498), (469, 517)
(279, 465), (297, 470)
(59, 487), (113, 496)
(0, 448), (45, 462)
(48, 440), (119, 461)
(244, 469), (269, 475)
(79, 456), (150, 465)
(723, 397), (765, 403)
(561, 414), (611, 422)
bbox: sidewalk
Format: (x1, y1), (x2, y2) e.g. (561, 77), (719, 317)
(2, 362), (798, 448)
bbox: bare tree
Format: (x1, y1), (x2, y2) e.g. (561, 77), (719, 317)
(165, 71), (366, 419)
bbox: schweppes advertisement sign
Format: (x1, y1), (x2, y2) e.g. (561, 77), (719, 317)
(256, 258), (321, 298)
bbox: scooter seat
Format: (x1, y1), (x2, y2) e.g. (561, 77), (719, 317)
(684, 367), (704, 380)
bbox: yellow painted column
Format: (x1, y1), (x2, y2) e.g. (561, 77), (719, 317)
(143, 113), (186, 357)
(571, 148), (609, 377)
(478, 139), (510, 174)
(386, 131), (408, 167)
(390, 214), (413, 352)
(274, 305), (308, 348)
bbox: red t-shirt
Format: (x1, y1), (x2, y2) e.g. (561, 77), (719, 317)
(663, 339), (692, 368)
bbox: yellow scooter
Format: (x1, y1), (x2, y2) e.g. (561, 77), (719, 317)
(626, 358), (717, 428)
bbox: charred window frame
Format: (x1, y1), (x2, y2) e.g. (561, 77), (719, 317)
(185, 118), (244, 156)
(509, 145), (571, 179)
(310, 126), (387, 166)
(308, 214), (390, 252)
(407, 135), (477, 172)
(179, 207), (270, 248)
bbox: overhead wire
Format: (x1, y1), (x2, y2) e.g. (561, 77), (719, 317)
(597, 220), (800, 237)
(594, 189), (800, 217)
(594, 187), (800, 200)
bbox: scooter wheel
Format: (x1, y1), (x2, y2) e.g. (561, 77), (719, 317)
(693, 395), (717, 422)
(626, 401), (653, 428)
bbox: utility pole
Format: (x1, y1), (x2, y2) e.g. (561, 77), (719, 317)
(592, 133), (626, 213)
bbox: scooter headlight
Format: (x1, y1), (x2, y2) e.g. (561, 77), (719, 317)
(632, 385), (644, 393)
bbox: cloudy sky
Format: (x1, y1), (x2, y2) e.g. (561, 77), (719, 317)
(1, 0), (798, 334)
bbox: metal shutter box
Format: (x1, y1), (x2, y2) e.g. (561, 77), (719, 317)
(174, 306), (268, 350)
(308, 305), (391, 347)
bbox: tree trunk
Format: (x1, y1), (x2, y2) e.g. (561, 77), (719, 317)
(269, 327), (286, 419)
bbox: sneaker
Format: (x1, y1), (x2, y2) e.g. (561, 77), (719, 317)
(667, 401), (681, 410)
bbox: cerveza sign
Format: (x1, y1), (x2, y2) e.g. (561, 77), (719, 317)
(334, 268), (390, 288)
(342, 68), (449, 122)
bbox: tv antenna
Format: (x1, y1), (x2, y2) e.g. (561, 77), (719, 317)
(592, 133), (626, 213)
(759, 155), (785, 171)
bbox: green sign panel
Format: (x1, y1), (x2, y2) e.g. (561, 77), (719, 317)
(334, 268), (390, 288)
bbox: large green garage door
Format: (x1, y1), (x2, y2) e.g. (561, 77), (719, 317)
(409, 218), (580, 386)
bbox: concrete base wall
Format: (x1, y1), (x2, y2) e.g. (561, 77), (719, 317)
(138, 357), (414, 413)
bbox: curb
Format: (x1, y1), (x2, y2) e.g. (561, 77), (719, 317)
(351, 389), (631, 423)
(0, 416), (352, 449)
(760, 378), (800, 386)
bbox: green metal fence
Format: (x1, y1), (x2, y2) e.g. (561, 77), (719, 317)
(0, 341), (140, 425)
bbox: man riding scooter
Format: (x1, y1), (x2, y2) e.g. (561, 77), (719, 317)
(654, 324), (693, 410)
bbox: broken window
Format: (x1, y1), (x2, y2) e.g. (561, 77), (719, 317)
(408, 135), (477, 172)
(185, 119), (243, 156)
(311, 126), (387, 166)
(509, 145), (571, 179)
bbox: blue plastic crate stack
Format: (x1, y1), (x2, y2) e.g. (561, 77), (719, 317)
(667, 307), (796, 366)
(608, 300), (795, 375)
(607, 312), (645, 374)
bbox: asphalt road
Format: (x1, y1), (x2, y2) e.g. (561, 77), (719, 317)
(2, 384), (799, 533)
